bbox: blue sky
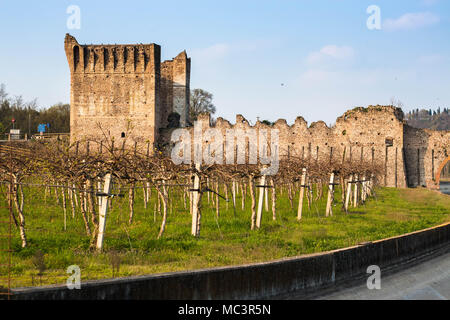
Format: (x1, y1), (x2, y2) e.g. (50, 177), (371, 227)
(0, 0), (449, 125)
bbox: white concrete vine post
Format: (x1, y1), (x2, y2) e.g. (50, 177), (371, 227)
(326, 172), (335, 217)
(96, 173), (112, 251)
(345, 174), (353, 212)
(256, 175), (266, 229)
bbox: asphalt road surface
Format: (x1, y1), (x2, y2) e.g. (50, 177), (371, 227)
(312, 250), (450, 300)
(440, 182), (450, 195)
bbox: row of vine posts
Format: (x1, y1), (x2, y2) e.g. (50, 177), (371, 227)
(0, 137), (383, 252)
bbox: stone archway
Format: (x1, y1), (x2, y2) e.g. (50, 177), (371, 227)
(435, 156), (450, 187)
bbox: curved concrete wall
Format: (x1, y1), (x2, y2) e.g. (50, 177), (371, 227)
(10, 222), (450, 300)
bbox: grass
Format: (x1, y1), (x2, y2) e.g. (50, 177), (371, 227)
(0, 182), (449, 289)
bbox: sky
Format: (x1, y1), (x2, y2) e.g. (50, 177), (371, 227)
(0, 0), (449, 125)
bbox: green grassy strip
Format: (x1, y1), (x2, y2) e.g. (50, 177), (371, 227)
(0, 183), (448, 288)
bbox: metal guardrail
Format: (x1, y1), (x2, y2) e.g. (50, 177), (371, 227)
(0, 133), (27, 142)
(0, 133), (69, 142)
(31, 133), (70, 140)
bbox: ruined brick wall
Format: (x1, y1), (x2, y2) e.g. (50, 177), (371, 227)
(172, 51), (191, 127)
(404, 125), (450, 188)
(64, 34), (190, 149)
(160, 60), (174, 129)
(160, 52), (191, 128)
(63, 34), (446, 189)
(334, 106), (407, 188)
(161, 106), (448, 188)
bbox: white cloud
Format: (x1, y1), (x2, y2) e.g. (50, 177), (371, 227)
(306, 45), (355, 65)
(417, 54), (444, 65)
(191, 43), (230, 62)
(299, 69), (336, 83)
(190, 39), (278, 63)
(296, 67), (419, 91)
(383, 12), (440, 31)
(421, 0), (439, 6)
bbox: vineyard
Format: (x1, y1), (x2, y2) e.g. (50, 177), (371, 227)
(1, 139), (449, 291)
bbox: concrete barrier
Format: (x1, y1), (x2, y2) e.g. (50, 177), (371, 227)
(10, 222), (450, 300)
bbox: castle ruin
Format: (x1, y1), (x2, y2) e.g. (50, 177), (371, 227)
(160, 107), (449, 189)
(65, 35), (449, 190)
(64, 34), (190, 146)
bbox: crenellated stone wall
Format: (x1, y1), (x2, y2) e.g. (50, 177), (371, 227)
(63, 34), (448, 189)
(64, 34), (190, 149)
(160, 105), (449, 189)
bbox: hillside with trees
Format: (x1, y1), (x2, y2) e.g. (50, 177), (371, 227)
(0, 84), (69, 136)
(1, 84), (218, 137)
(405, 107), (450, 131)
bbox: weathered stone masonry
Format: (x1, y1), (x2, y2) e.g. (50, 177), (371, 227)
(65, 35), (448, 189)
(161, 106), (449, 189)
(64, 34), (190, 146)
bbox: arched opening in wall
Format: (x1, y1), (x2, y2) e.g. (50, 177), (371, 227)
(436, 156), (450, 195)
(121, 132), (125, 138)
(385, 137), (394, 147)
(73, 46), (80, 71)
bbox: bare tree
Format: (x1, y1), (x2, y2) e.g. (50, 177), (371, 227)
(0, 83), (8, 104)
(390, 97), (404, 109)
(189, 89), (216, 122)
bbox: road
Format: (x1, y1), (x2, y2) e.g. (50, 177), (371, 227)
(311, 250), (450, 300)
(440, 181), (450, 195)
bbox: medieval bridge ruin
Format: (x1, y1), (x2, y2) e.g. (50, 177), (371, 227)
(64, 35), (450, 190)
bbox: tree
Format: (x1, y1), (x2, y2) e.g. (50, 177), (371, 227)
(0, 83), (8, 104)
(38, 103), (70, 133)
(0, 84), (70, 135)
(189, 89), (216, 122)
(406, 107), (450, 131)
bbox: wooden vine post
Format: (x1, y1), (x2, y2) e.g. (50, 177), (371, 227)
(215, 180), (220, 218)
(249, 176), (257, 230)
(61, 185), (67, 231)
(361, 175), (367, 202)
(264, 185), (269, 212)
(231, 180), (237, 217)
(353, 174), (359, 208)
(191, 163), (202, 237)
(297, 168), (307, 221)
(157, 181), (168, 239)
(271, 177), (276, 221)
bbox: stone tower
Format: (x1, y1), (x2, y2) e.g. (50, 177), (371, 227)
(64, 34), (190, 148)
